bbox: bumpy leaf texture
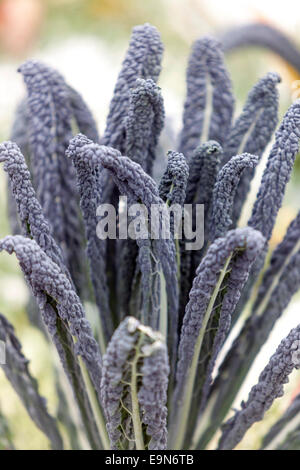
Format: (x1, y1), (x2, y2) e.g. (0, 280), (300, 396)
(0, 313), (63, 450)
(206, 211), (300, 439)
(222, 72), (280, 226)
(179, 37), (234, 159)
(159, 150), (189, 207)
(0, 141), (67, 275)
(118, 77), (165, 316)
(18, 60), (88, 297)
(158, 150), (189, 333)
(210, 153), (258, 240)
(0, 141), (80, 336)
(170, 227), (265, 449)
(158, 148), (188, 277)
(179, 141), (223, 323)
(248, 102), (300, 242)
(68, 138), (179, 366)
(100, 25), (164, 308)
(185, 140), (222, 205)
(100, 317), (169, 450)
(7, 99), (30, 236)
(102, 23), (163, 151)
(67, 134), (111, 344)
(97, 146), (178, 361)
(125, 78), (165, 175)
(219, 323), (300, 449)
(198, 229), (265, 412)
(131, 235), (162, 331)
(231, 99), (300, 328)
(98, 24), (164, 323)
(222, 73), (280, 165)
(0, 236), (102, 397)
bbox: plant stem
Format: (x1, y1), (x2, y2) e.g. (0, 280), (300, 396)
(78, 356), (110, 450)
(190, 390), (218, 449)
(159, 270), (168, 340)
(54, 313), (102, 449)
(171, 254), (232, 449)
(131, 334), (145, 450)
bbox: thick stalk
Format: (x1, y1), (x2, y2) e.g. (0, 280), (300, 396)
(172, 255), (232, 449)
(159, 270), (168, 340)
(131, 334), (145, 450)
(54, 313), (102, 449)
(78, 356), (110, 449)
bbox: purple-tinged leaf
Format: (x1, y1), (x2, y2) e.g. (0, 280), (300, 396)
(179, 37), (234, 159)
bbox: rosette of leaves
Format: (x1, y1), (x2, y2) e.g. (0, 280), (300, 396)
(1, 22), (300, 451)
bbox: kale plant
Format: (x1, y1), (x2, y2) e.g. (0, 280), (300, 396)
(1, 22), (300, 450)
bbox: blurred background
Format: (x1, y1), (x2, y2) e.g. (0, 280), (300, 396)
(1, 0), (300, 450)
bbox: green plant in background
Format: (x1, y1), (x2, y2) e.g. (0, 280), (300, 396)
(1, 23), (300, 450)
